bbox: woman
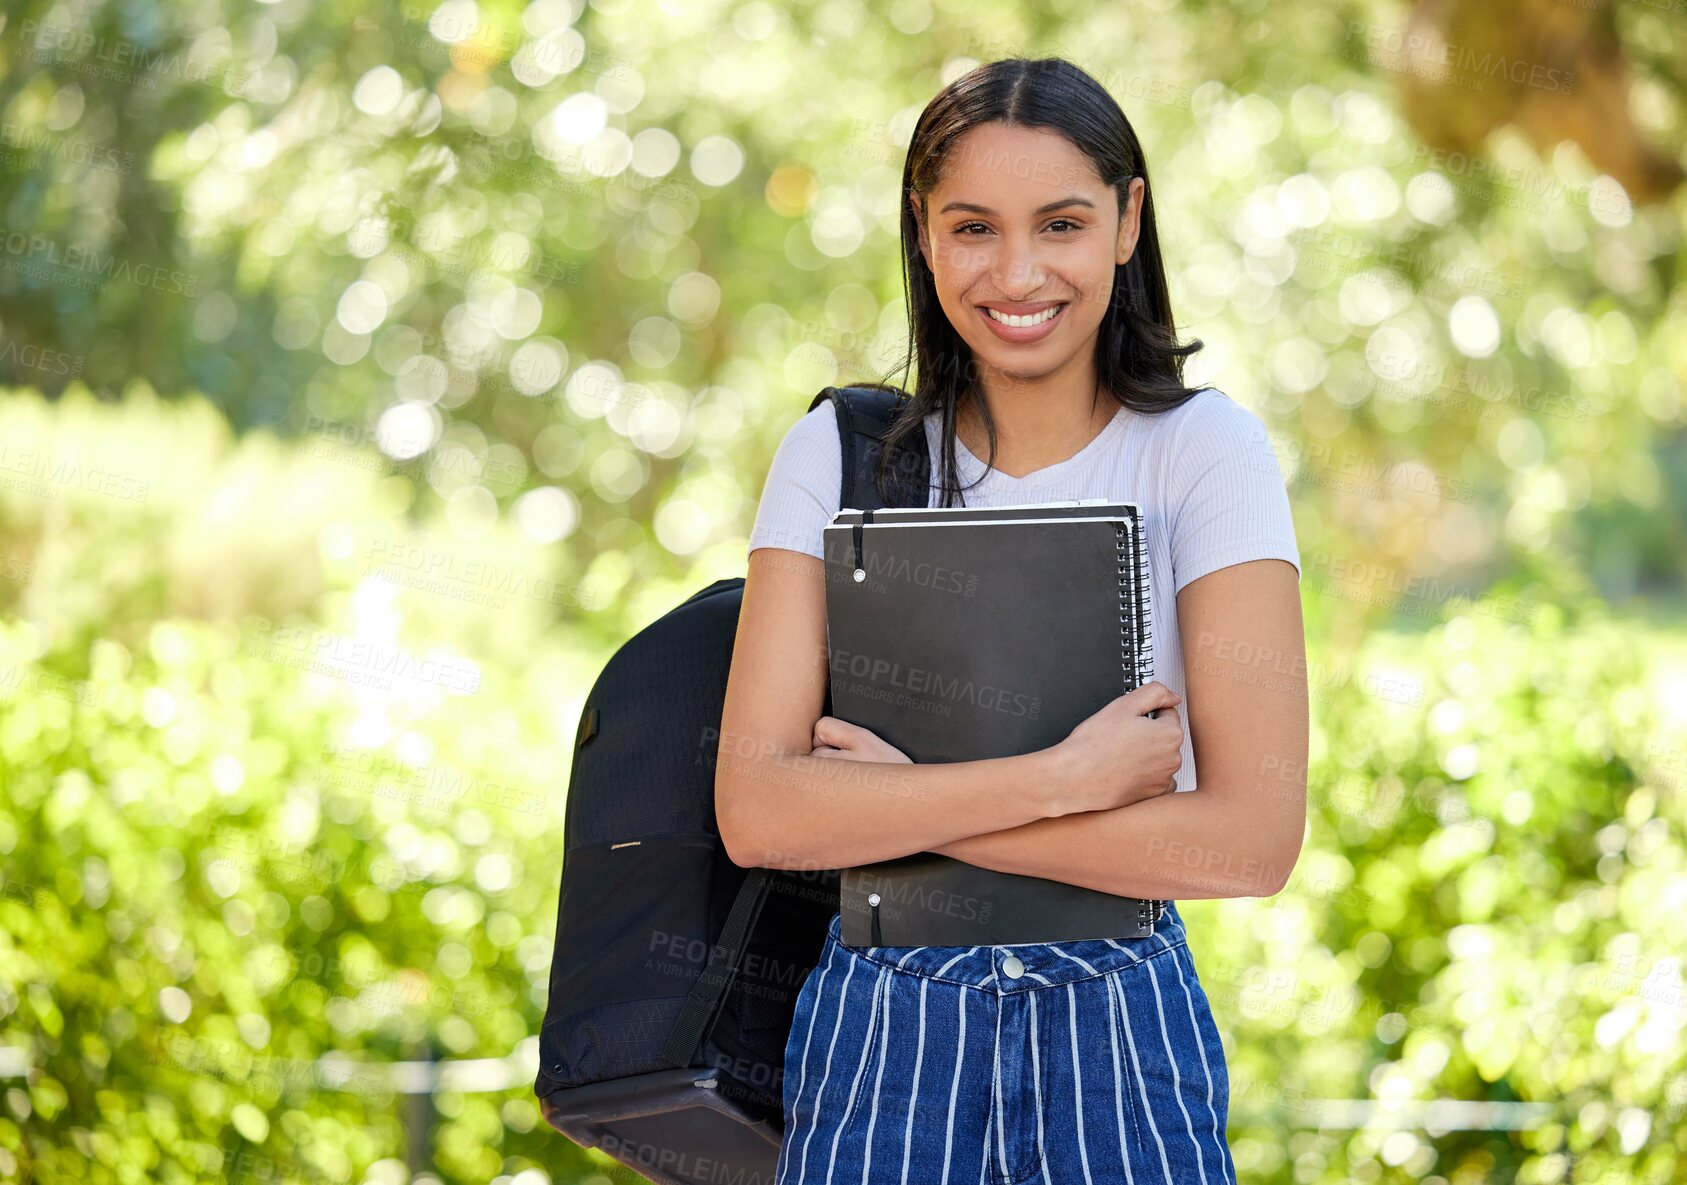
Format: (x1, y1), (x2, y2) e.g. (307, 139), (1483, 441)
(717, 56), (1308, 1184)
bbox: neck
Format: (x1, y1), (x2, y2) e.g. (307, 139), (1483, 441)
(955, 365), (1116, 480)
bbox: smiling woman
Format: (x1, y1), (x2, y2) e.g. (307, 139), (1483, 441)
(719, 55), (1307, 1185)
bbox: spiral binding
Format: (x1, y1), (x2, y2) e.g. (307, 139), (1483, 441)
(1115, 513), (1154, 692)
(1118, 511), (1166, 931)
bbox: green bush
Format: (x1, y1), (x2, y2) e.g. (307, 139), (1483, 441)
(0, 386), (610, 1184)
(0, 602), (591, 1184)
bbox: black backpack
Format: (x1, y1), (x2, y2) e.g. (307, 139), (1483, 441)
(536, 384), (932, 1185)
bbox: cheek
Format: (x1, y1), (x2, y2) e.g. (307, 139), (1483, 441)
(933, 237), (990, 284)
(1065, 255), (1119, 307)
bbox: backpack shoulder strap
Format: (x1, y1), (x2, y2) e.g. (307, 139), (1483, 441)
(661, 865), (771, 1069)
(808, 384), (932, 511)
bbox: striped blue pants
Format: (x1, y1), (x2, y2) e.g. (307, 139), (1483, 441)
(774, 901), (1236, 1184)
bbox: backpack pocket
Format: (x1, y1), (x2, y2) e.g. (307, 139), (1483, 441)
(541, 833), (718, 1086)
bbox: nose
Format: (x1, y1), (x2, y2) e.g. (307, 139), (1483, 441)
(990, 232), (1046, 301)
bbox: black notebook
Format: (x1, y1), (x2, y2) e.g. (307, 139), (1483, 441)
(821, 500), (1165, 947)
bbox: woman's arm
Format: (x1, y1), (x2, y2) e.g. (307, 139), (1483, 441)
(716, 546), (1077, 870)
(929, 558), (1308, 899)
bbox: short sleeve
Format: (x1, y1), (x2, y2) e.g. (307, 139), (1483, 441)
(746, 404), (841, 561)
(1166, 394), (1301, 595)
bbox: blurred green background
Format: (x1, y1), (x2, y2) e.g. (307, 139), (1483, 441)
(2, 0), (1685, 1183)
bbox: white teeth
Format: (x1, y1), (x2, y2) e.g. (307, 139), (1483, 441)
(985, 305), (1062, 327)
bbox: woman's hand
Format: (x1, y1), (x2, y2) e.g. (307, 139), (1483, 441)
(811, 716), (912, 764)
(1046, 681), (1185, 816)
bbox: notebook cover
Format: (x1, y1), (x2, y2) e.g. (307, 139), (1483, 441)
(822, 510), (1157, 946)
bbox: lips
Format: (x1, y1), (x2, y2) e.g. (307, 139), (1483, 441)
(975, 300), (1068, 342)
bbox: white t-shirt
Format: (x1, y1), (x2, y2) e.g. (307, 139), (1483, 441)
(746, 387), (1302, 794)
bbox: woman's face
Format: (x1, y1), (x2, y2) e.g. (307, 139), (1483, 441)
(913, 122), (1145, 384)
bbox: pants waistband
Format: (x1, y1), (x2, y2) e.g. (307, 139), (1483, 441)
(823, 901), (1187, 992)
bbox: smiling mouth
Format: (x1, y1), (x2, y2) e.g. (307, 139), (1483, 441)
(980, 303), (1067, 327)
(978, 302), (1066, 329)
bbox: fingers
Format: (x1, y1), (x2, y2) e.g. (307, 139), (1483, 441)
(813, 715), (853, 747)
(1129, 681), (1182, 715)
(813, 716), (912, 764)
(1144, 680), (1182, 707)
(1141, 704), (1183, 737)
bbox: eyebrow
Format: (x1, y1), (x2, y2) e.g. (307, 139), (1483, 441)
(937, 196), (1096, 216)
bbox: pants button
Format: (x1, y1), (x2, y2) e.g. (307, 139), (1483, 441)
(1001, 954), (1025, 979)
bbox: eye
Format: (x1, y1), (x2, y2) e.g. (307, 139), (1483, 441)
(952, 218), (1083, 236)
